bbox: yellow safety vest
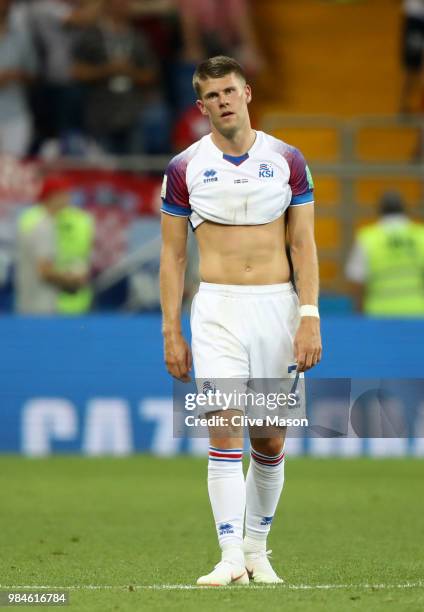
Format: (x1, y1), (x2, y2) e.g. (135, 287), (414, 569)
(18, 205), (93, 314)
(55, 207), (93, 314)
(358, 221), (424, 316)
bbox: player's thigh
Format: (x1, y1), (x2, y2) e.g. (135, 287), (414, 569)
(249, 291), (299, 378)
(190, 291), (249, 379)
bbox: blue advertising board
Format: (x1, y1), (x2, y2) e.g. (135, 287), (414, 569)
(0, 315), (423, 456)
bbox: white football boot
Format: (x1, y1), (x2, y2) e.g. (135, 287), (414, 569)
(244, 549), (284, 584)
(197, 548), (249, 586)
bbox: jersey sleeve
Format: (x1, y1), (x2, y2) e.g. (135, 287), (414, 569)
(160, 154), (191, 217)
(287, 147), (314, 206)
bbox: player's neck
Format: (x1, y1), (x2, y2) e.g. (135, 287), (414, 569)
(211, 126), (256, 156)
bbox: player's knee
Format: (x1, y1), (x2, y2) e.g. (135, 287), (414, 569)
(251, 437), (284, 457)
(209, 428), (243, 450)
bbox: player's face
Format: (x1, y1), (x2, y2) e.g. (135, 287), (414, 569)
(196, 73), (252, 138)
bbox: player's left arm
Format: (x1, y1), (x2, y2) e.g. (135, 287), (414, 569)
(287, 204), (322, 372)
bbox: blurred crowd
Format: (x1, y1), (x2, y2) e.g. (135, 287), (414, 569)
(0, 0), (265, 315)
(0, 0), (263, 158)
(1, 0), (424, 317)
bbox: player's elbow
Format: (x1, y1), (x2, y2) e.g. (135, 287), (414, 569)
(160, 246), (187, 269)
(290, 235), (317, 259)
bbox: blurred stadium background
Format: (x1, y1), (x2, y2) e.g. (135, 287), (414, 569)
(0, 0), (423, 458)
(1, 1), (424, 608)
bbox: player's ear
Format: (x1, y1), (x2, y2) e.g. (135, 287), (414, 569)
(196, 99), (208, 116)
(245, 84), (252, 104)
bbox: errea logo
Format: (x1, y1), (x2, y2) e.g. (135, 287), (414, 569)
(203, 169), (218, 183)
(259, 162), (274, 178)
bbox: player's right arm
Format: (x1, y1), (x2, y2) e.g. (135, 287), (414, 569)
(160, 214), (192, 382)
(159, 153), (193, 382)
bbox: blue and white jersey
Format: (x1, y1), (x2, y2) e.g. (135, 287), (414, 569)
(161, 130), (314, 229)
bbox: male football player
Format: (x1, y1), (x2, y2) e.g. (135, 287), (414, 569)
(160, 56), (321, 586)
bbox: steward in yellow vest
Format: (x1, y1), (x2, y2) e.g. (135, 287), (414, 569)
(346, 192), (424, 317)
(16, 176), (93, 314)
(55, 204), (93, 314)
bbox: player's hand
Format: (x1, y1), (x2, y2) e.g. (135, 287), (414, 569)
(163, 331), (192, 382)
(294, 317), (322, 372)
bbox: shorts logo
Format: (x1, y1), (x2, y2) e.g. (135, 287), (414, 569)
(203, 169), (218, 183)
(203, 380), (216, 395)
(259, 163), (274, 178)
(218, 523), (235, 535)
(260, 516), (273, 526)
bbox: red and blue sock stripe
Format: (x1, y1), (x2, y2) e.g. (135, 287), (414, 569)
(251, 447), (285, 467)
(209, 447), (243, 462)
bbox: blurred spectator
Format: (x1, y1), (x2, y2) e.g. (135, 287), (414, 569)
(345, 192), (424, 317)
(15, 175), (94, 314)
(130, 1), (180, 100)
(172, 104), (210, 151)
(0, 0), (37, 157)
(72, 0), (169, 154)
(400, 0), (424, 114)
(27, 0), (101, 153)
(174, 0), (264, 112)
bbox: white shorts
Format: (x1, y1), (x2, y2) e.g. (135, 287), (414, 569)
(190, 282), (306, 419)
(191, 281), (300, 380)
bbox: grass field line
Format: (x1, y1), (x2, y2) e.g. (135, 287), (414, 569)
(1, 582), (423, 591)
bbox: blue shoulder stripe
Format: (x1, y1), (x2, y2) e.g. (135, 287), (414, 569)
(161, 200), (191, 217)
(291, 190), (314, 205)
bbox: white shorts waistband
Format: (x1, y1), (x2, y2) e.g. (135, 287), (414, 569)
(198, 282), (294, 296)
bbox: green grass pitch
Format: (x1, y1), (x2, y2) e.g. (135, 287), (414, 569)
(0, 456), (423, 611)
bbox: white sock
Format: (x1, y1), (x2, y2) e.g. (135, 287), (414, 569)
(208, 446), (245, 556)
(244, 447), (285, 552)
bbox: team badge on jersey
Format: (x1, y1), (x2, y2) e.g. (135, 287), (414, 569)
(259, 162), (274, 178)
(203, 169), (218, 183)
